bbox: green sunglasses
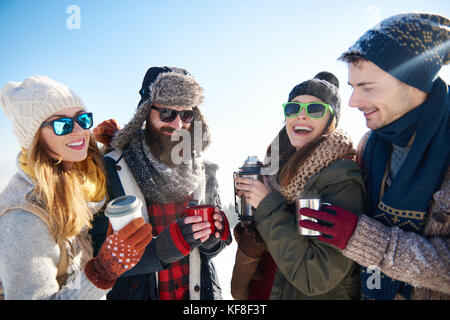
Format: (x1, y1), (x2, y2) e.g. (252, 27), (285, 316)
(283, 102), (334, 119)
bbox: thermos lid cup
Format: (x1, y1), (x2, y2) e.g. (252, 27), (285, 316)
(236, 156), (262, 175)
(244, 156), (260, 165)
(105, 195), (141, 217)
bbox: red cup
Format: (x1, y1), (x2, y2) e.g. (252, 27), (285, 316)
(184, 204), (216, 235)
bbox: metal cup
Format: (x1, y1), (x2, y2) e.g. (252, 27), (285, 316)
(296, 199), (322, 236)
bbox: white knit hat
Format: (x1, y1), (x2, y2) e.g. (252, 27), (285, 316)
(0, 75), (86, 149)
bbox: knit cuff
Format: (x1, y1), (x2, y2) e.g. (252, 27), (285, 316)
(84, 259), (116, 290)
(155, 221), (191, 264)
(342, 215), (391, 267)
(169, 222), (191, 256)
(220, 210), (231, 242)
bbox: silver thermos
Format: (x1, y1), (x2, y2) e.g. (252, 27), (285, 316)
(234, 156), (263, 224)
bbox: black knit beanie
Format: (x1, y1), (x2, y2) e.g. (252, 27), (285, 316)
(288, 71), (341, 125)
(346, 13), (450, 93)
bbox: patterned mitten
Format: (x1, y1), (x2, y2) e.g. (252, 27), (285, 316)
(85, 217), (152, 289)
(155, 218), (203, 264)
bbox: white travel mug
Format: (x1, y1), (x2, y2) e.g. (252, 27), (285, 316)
(105, 195), (143, 232)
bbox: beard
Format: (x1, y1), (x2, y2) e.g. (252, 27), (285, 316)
(145, 121), (186, 167)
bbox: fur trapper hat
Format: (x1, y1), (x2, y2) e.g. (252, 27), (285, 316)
(111, 66), (210, 150)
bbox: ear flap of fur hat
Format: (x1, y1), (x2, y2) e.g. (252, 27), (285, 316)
(190, 106), (212, 153)
(111, 68), (206, 150)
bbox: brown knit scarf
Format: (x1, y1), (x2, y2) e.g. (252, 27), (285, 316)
(265, 128), (356, 203)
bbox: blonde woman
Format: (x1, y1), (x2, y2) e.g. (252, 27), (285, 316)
(0, 76), (152, 299)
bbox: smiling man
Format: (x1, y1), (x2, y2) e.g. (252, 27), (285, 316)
(298, 13), (450, 300)
(347, 60), (428, 131)
(91, 66), (231, 300)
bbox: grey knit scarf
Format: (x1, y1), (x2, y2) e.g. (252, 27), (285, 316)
(122, 129), (203, 204)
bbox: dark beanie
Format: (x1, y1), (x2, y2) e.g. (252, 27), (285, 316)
(346, 13), (450, 93)
(288, 71), (341, 125)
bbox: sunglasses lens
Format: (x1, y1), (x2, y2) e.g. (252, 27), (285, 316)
(306, 103), (326, 118)
(159, 108), (194, 123)
(284, 103), (301, 118)
(159, 109), (177, 123)
(53, 119), (74, 136)
(180, 110), (194, 123)
(77, 113), (93, 129)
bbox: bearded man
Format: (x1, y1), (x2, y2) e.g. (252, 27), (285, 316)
(91, 66), (231, 300)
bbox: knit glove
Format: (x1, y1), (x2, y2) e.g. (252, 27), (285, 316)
(155, 218), (204, 264)
(298, 204), (359, 250)
(234, 221), (266, 259)
(85, 217), (153, 289)
(201, 210), (232, 249)
(92, 119), (121, 146)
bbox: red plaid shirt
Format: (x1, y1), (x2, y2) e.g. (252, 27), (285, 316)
(147, 200), (191, 300)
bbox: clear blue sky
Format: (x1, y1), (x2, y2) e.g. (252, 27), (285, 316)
(1, 0), (449, 205)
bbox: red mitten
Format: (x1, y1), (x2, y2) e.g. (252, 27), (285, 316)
(298, 205), (358, 250)
(85, 217), (152, 289)
(92, 119), (121, 146)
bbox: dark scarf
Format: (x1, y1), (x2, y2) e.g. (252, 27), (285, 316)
(360, 78), (450, 300)
(122, 129), (203, 205)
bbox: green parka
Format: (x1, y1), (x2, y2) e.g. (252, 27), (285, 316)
(254, 159), (365, 299)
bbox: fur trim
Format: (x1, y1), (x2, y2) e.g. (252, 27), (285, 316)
(149, 70), (204, 109)
(111, 101), (152, 150)
(204, 161), (221, 207)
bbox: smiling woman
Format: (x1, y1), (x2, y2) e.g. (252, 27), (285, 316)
(231, 71), (366, 300)
(39, 108), (93, 169)
(284, 96), (333, 151)
(0, 75), (152, 299)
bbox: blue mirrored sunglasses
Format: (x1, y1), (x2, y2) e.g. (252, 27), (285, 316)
(40, 112), (93, 136)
